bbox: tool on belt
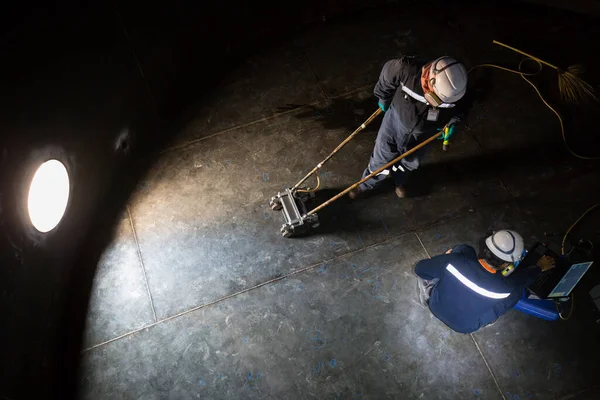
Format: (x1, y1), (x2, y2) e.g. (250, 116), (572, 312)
(269, 108), (453, 237)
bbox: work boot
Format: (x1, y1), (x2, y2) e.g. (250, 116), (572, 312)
(348, 187), (364, 200)
(395, 185), (406, 198)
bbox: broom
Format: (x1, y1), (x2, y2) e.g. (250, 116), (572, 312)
(493, 40), (597, 104)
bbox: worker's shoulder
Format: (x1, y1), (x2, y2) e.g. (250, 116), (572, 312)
(384, 57), (421, 72)
(396, 56), (428, 69)
(453, 243), (477, 253)
(446, 252), (481, 272)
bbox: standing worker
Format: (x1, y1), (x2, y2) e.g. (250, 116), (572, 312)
(414, 230), (556, 334)
(349, 56), (468, 199)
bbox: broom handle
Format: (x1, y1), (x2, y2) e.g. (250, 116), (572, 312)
(306, 130), (442, 216)
(492, 40), (558, 70)
(292, 108), (383, 191)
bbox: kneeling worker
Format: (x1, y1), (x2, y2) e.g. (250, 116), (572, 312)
(414, 230), (555, 333)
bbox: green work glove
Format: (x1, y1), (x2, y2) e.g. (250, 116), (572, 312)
(378, 100), (388, 112)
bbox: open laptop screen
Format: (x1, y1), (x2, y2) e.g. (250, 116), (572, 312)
(548, 262), (594, 298)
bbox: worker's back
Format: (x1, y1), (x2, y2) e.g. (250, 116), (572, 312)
(416, 245), (530, 333)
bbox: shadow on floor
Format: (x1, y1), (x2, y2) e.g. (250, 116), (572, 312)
(277, 186), (386, 239)
(305, 185), (396, 235)
(293, 138), (599, 238)
(279, 96), (383, 134)
(280, 59), (495, 135)
(312, 138), (597, 200)
(409, 139), (597, 198)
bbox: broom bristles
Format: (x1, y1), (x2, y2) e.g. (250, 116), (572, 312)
(558, 65), (597, 104)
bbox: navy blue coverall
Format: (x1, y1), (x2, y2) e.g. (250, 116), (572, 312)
(360, 58), (464, 191)
(414, 244), (541, 334)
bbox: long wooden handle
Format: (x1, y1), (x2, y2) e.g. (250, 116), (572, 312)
(292, 108), (383, 191)
(492, 40), (558, 70)
(307, 130), (442, 216)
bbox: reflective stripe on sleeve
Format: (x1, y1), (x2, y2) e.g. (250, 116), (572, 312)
(446, 264), (510, 299)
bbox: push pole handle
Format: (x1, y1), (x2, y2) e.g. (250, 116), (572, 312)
(292, 108), (383, 191)
(306, 130), (442, 216)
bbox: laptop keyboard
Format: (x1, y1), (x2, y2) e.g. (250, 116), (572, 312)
(530, 271), (552, 293)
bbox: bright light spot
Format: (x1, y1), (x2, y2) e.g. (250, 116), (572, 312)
(27, 159), (70, 233)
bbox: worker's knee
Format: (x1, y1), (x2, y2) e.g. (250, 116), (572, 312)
(413, 261), (422, 276)
(400, 156), (421, 171)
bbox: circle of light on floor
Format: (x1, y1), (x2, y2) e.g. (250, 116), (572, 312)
(27, 159), (70, 233)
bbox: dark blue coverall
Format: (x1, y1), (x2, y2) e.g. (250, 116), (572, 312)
(360, 58), (464, 191)
(414, 244), (541, 334)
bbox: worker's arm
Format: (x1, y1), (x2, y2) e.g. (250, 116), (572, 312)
(374, 58), (410, 111)
(450, 244), (477, 259)
(414, 255), (446, 281)
(509, 266), (541, 287)
(508, 256), (555, 287)
(417, 244), (474, 279)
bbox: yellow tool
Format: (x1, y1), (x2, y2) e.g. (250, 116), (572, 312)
(441, 124), (455, 151)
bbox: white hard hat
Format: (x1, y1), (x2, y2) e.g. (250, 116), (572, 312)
(429, 57), (468, 103)
(485, 230), (525, 263)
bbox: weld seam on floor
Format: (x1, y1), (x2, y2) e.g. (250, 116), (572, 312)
(82, 212), (461, 353)
(499, 179), (514, 198)
(466, 129), (514, 199)
(413, 232), (431, 258)
(127, 206), (158, 322)
(415, 231), (503, 398)
(303, 51), (329, 100)
(162, 84), (373, 154)
(117, 9), (156, 108)
(92, 192), (574, 352)
(470, 334), (506, 400)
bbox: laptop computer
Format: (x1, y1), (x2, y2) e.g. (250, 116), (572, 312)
(547, 262), (594, 298)
(525, 243), (593, 299)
